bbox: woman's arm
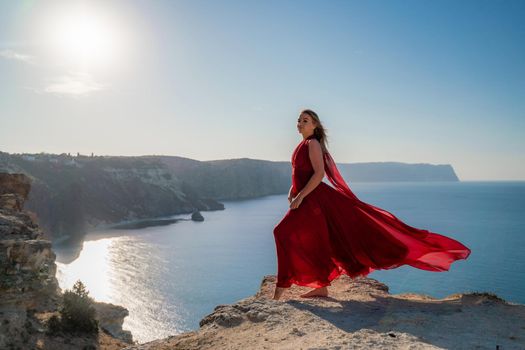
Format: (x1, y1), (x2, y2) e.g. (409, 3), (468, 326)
(290, 139), (325, 209)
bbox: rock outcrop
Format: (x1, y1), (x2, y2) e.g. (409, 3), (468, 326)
(0, 173), (60, 312)
(124, 275), (525, 350)
(93, 302), (134, 344)
(0, 173), (135, 349)
(191, 210), (204, 222)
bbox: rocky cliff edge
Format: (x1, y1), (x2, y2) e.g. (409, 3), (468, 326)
(0, 173), (134, 349)
(124, 275), (525, 350)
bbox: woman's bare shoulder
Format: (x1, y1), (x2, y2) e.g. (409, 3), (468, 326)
(307, 138), (322, 149)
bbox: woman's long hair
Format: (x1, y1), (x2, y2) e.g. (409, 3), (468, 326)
(300, 108), (360, 202)
(300, 109), (328, 153)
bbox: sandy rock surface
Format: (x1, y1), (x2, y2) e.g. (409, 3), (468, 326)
(124, 274), (525, 349)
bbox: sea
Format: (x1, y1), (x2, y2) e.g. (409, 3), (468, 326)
(53, 181), (525, 344)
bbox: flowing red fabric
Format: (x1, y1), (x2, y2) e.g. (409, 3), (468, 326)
(273, 135), (471, 288)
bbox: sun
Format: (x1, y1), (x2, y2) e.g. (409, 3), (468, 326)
(49, 7), (121, 68)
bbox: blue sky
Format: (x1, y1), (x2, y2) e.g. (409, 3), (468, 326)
(0, 0), (524, 180)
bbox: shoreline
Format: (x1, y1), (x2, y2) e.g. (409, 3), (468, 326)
(52, 212), (202, 264)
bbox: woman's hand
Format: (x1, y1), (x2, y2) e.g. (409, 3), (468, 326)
(288, 186), (295, 204)
(289, 194), (304, 209)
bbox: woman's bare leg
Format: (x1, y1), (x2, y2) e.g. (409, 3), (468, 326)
(273, 286), (286, 300)
(300, 286), (329, 298)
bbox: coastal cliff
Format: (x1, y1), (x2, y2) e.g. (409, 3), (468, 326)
(158, 156), (460, 200)
(0, 173), (134, 349)
(124, 275), (525, 350)
(0, 151), (459, 246)
(0, 153), (224, 245)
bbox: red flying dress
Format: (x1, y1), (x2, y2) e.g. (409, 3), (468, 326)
(273, 134), (471, 288)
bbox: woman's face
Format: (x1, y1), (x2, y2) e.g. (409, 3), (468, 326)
(297, 113), (317, 136)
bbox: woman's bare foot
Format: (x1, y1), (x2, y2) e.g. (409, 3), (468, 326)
(273, 287), (286, 300)
(300, 286), (328, 298)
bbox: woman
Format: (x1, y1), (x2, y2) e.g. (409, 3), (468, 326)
(272, 109), (471, 300)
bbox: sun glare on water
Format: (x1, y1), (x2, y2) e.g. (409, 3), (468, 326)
(56, 238), (113, 302)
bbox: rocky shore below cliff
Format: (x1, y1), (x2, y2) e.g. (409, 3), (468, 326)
(124, 274), (525, 350)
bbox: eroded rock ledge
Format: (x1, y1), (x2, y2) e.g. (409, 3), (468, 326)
(125, 275), (525, 350)
(0, 173), (134, 349)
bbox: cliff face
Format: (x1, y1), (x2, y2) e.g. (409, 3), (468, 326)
(0, 173), (134, 349)
(124, 275), (525, 350)
(0, 154), (224, 245)
(158, 156), (292, 200)
(0, 173), (60, 311)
